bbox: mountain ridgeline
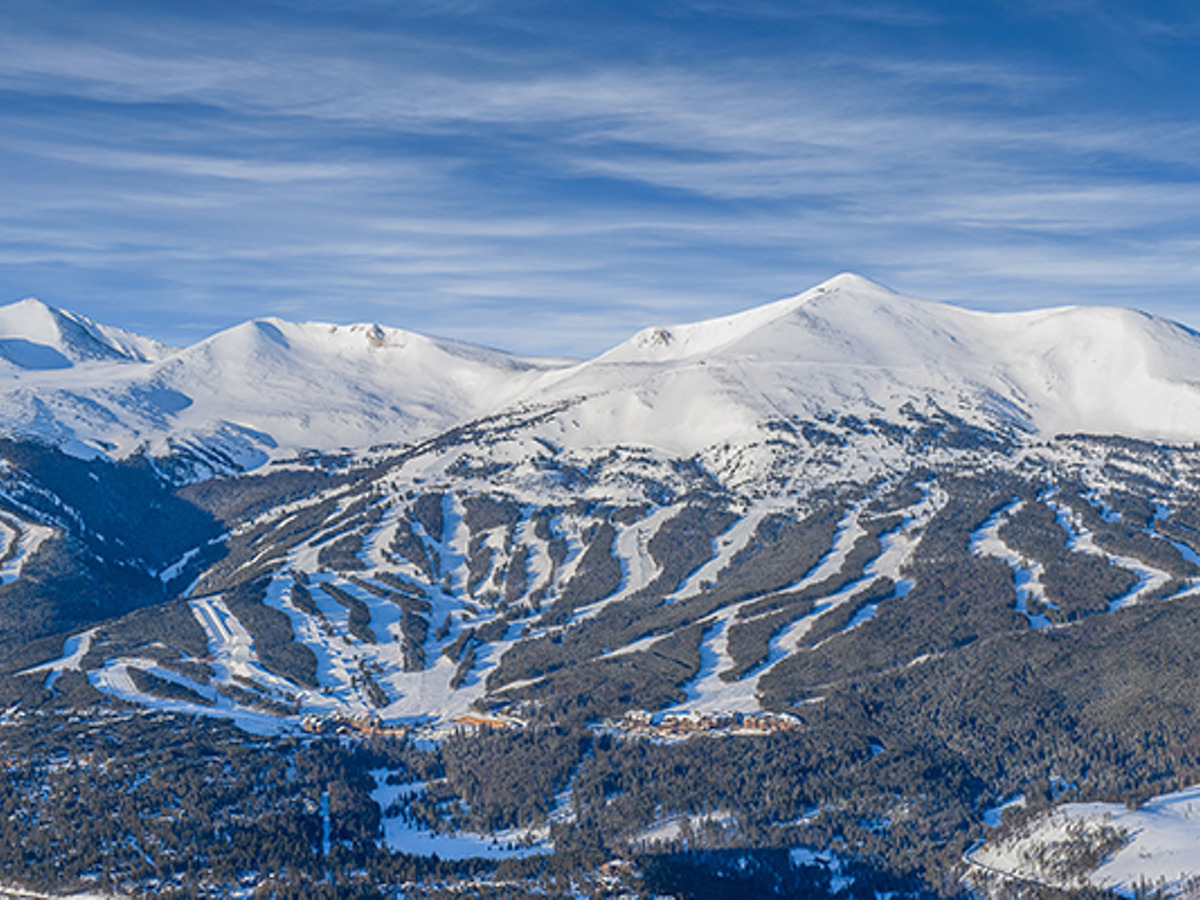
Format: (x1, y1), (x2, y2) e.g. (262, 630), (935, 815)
(3, 275), (1200, 897)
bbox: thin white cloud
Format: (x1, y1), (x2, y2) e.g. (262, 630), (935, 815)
(1, 4), (1200, 354)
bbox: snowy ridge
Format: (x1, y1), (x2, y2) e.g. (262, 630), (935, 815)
(6, 274), (1200, 470)
(515, 273), (1200, 457)
(0, 303), (569, 469)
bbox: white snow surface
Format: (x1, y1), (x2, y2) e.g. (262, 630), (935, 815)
(0, 297), (167, 367)
(631, 809), (738, 847)
(6, 274), (1200, 466)
(0, 304), (566, 465)
(531, 273), (1200, 454)
(971, 500), (1054, 629)
(21, 628), (97, 690)
(371, 771), (548, 859)
(970, 784), (1200, 896)
(0, 518), (54, 586)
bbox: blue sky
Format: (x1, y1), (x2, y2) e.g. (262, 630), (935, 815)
(3, 0), (1200, 355)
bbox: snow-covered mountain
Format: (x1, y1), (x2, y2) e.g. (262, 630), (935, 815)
(9, 274), (1200, 897)
(3, 274), (1199, 475)
(524, 273), (1200, 455)
(0, 305), (567, 471)
(0, 297), (168, 368)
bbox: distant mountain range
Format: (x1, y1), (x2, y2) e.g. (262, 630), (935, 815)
(4, 273), (1200, 476)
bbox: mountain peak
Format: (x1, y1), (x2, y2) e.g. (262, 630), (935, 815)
(602, 272), (903, 367)
(538, 275), (1200, 454)
(0, 297), (169, 368)
(808, 272), (895, 295)
(5, 296), (54, 313)
(0, 296), (63, 330)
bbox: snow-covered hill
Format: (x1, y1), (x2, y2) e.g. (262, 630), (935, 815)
(521, 273), (1200, 455)
(968, 785), (1200, 896)
(4, 275), (1200, 475)
(0, 306), (567, 472)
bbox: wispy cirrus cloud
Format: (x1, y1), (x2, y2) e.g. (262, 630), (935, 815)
(0, 2), (1199, 355)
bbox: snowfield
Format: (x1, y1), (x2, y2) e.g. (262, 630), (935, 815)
(968, 784), (1200, 896)
(7, 273), (1200, 472)
(370, 771), (549, 860)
